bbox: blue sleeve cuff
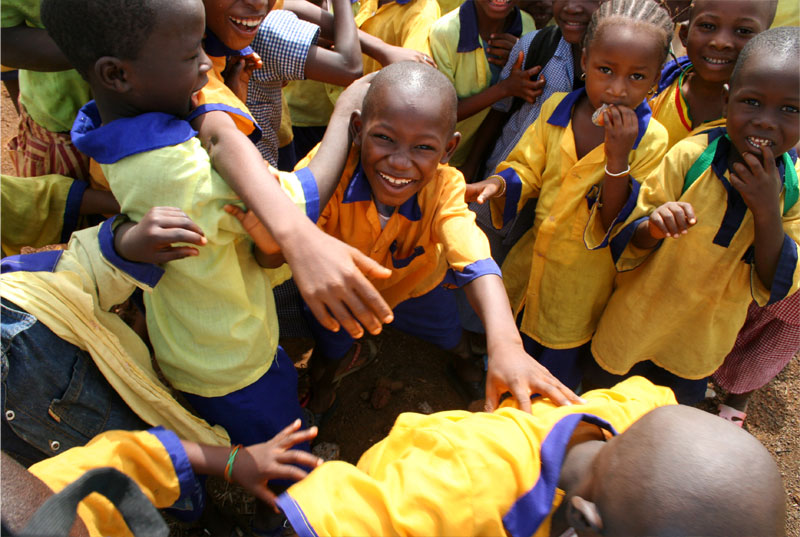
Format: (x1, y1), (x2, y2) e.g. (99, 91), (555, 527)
(277, 492), (319, 537)
(609, 215), (650, 265)
(499, 167), (523, 227)
(295, 167), (320, 223)
(60, 180), (89, 243)
(768, 234), (798, 304)
(442, 258), (502, 287)
(185, 103), (263, 144)
(98, 215), (164, 288)
(147, 426), (204, 516)
(1, 250), (64, 274)
(588, 176), (641, 249)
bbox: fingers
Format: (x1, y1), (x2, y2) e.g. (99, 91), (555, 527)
(537, 378), (582, 407)
(484, 380), (499, 413)
(514, 384), (533, 414)
(276, 449), (323, 470)
(224, 203), (247, 222)
(350, 247), (392, 281)
(649, 203), (696, 238)
(512, 50), (524, 71)
(154, 246), (201, 263)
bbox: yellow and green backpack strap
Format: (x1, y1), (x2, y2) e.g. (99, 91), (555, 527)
(682, 134), (723, 194)
(781, 152), (798, 215)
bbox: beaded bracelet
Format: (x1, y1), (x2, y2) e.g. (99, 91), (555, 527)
(224, 444), (243, 484)
(604, 164), (631, 177)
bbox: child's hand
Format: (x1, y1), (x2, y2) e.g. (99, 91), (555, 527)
(730, 145), (783, 219)
(601, 105), (639, 174)
(486, 33), (519, 67)
(377, 45), (436, 69)
(225, 204), (281, 255)
(501, 51), (545, 104)
(114, 206), (207, 264)
(465, 176), (504, 204)
(231, 420), (322, 510)
(485, 343), (584, 413)
(222, 51), (264, 103)
(648, 201), (697, 239)
(332, 72), (376, 117)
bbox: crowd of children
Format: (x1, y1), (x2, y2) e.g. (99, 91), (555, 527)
(0, 0), (798, 534)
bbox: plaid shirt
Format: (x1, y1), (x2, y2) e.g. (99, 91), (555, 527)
(247, 9), (320, 166)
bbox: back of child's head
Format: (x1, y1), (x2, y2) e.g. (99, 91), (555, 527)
(582, 0), (674, 66)
(41, 0), (165, 79)
(730, 25), (799, 90)
(361, 62), (458, 136)
(579, 405), (785, 536)
(688, 0), (778, 28)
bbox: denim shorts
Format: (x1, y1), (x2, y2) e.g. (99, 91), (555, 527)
(1, 298), (147, 466)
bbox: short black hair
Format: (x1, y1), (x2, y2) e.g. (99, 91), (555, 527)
(362, 62), (458, 135)
(688, 0), (778, 27)
(40, 0), (162, 79)
(730, 26), (800, 89)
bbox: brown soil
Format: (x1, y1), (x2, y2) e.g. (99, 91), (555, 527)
(2, 84), (797, 535)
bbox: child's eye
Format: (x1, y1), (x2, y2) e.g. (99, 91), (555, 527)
(416, 144), (436, 151)
(373, 134), (393, 142)
(698, 22), (715, 31)
(781, 105), (799, 114)
(630, 73), (646, 81)
(735, 27), (754, 36)
(598, 66), (612, 75)
(743, 98), (760, 107)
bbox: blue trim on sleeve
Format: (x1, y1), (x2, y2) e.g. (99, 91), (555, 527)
(71, 102), (198, 164)
(98, 216), (164, 287)
(294, 167), (321, 222)
(203, 28), (255, 58)
(147, 427), (205, 517)
(609, 215), (649, 264)
(185, 103), (263, 144)
(342, 161), (422, 220)
(589, 176), (642, 250)
(768, 234), (798, 305)
(1, 250), (64, 274)
(499, 167), (523, 226)
(656, 56), (691, 94)
(457, 0), (523, 52)
(503, 413), (618, 537)
(442, 258), (502, 287)
(276, 492), (320, 537)
(61, 180), (89, 243)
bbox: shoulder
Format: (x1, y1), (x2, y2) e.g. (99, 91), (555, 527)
(430, 7), (461, 35)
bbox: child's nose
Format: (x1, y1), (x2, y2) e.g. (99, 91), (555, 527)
(709, 29), (735, 50)
(388, 150), (412, 170)
(199, 50), (212, 74)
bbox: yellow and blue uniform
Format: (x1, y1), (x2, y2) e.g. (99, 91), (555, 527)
(28, 428), (204, 537)
(277, 376), (677, 537)
(588, 128), (800, 380)
(0, 222), (230, 447)
(429, 0), (535, 166)
(648, 57), (726, 150)
(489, 89), (667, 350)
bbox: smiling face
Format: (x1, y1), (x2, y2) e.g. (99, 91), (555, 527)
(581, 23), (663, 111)
(552, 0), (603, 45)
(725, 52), (800, 160)
(203, 0), (269, 51)
(475, 0), (517, 23)
(683, 0), (772, 84)
(354, 87), (460, 207)
(123, 0), (211, 117)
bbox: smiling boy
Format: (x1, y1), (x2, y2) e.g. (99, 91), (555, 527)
(296, 62), (582, 418)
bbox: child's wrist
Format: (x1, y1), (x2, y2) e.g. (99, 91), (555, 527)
(486, 175), (506, 197)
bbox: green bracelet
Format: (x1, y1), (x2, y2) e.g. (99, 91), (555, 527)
(224, 444), (242, 483)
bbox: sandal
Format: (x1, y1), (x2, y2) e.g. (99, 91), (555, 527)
(301, 393), (340, 429)
(718, 403), (746, 428)
(332, 339), (379, 385)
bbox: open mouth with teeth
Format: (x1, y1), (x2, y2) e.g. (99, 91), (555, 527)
(745, 136), (774, 151)
(379, 172), (416, 189)
(702, 56), (733, 66)
(229, 15), (264, 34)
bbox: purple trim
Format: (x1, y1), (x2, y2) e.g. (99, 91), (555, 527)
(498, 167), (522, 226)
(294, 167), (320, 222)
(656, 56), (690, 94)
(277, 492), (320, 537)
(457, 0), (523, 53)
(203, 28), (256, 58)
(609, 215), (651, 265)
(98, 216), (164, 288)
(442, 258), (502, 287)
(342, 161), (422, 221)
(503, 413), (618, 537)
(147, 427), (204, 516)
(586, 176), (641, 250)
(1, 250), (64, 274)
(767, 234), (798, 305)
(185, 103), (263, 144)
(60, 180), (89, 243)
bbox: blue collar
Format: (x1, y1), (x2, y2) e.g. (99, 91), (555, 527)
(457, 0), (524, 53)
(343, 161), (423, 221)
(708, 127), (799, 186)
(71, 101), (197, 164)
(547, 87), (653, 150)
(657, 55), (691, 94)
(203, 28), (255, 58)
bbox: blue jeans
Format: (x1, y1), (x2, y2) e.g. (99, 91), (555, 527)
(1, 299), (147, 467)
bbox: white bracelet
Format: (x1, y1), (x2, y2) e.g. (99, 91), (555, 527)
(604, 164), (631, 177)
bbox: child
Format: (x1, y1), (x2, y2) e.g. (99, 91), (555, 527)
(1, 208), (229, 467)
(648, 0), (777, 149)
(471, 0), (671, 389)
(276, 377), (785, 537)
(584, 27), (800, 404)
(428, 0), (537, 167)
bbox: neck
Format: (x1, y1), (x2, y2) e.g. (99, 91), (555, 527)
(549, 440), (606, 535)
(683, 70), (726, 99)
(477, 10), (515, 41)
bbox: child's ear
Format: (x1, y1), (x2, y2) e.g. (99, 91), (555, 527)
(351, 110), (364, 147)
(440, 132), (462, 164)
(94, 57), (130, 93)
(580, 48), (587, 75)
(566, 496), (604, 533)
(678, 22), (689, 48)
(722, 83), (730, 117)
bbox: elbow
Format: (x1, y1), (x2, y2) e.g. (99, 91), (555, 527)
(342, 56), (363, 83)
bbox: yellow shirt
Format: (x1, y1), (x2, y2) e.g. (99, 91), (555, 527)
(72, 102), (318, 397)
(772, 0), (800, 27)
(278, 376), (677, 537)
(489, 90), (667, 349)
(429, 2), (534, 166)
(301, 145), (498, 308)
(0, 224), (229, 446)
(285, 79), (335, 128)
(589, 130), (800, 379)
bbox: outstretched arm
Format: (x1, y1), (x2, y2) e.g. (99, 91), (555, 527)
(302, 0), (362, 85)
(1, 24), (72, 71)
(463, 274), (583, 412)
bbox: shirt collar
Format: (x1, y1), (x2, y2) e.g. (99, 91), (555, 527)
(71, 101), (197, 164)
(657, 55), (691, 94)
(203, 28), (255, 58)
(457, 0), (524, 53)
(343, 161), (423, 221)
(711, 128), (799, 189)
(547, 87), (653, 150)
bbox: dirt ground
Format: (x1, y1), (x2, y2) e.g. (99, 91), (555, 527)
(2, 84), (798, 535)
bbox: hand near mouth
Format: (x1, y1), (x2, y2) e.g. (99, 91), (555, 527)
(730, 144), (782, 218)
(601, 104), (639, 173)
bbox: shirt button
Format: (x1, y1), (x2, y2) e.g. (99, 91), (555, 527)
(5, 410), (14, 421)
(49, 440), (61, 452)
